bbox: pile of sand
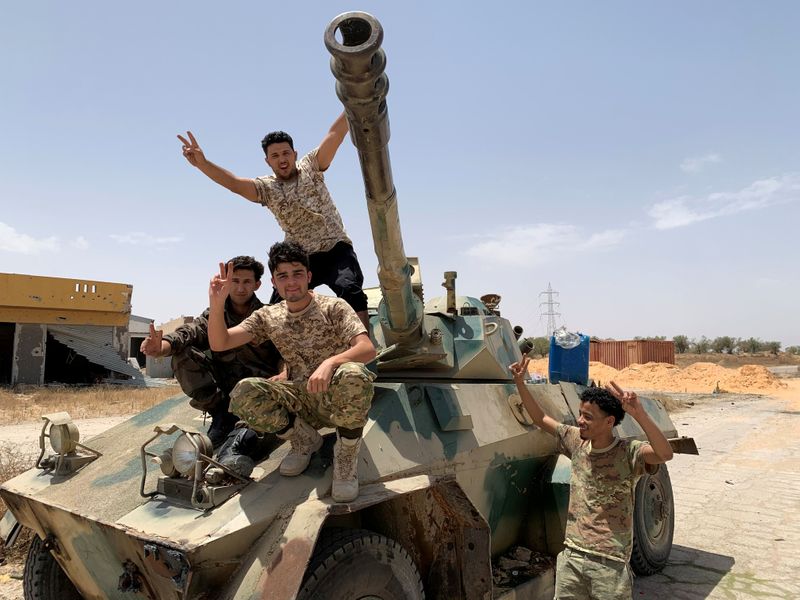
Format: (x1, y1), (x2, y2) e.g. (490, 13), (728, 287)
(526, 358), (787, 394)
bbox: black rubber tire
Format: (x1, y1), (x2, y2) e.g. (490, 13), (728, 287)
(297, 528), (425, 600)
(630, 465), (675, 576)
(23, 536), (82, 600)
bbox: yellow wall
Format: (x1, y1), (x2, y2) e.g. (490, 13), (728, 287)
(0, 273), (132, 326)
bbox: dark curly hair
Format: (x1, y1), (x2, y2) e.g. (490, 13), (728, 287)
(267, 241), (309, 274)
(261, 130), (294, 155)
(579, 387), (625, 426)
(228, 255), (264, 282)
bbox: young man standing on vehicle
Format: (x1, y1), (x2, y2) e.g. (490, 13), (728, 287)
(140, 255), (282, 448)
(508, 356), (674, 600)
(177, 113), (370, 329)
(207, 241), (376, 503)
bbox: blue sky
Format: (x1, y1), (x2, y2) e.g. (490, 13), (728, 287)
(2, 2), (798, 347)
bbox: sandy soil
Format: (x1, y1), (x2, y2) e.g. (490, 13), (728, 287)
(527, 358), (795, 395)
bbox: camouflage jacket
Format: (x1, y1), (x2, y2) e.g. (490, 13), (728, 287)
(556, 424), (649, 562)
(164, 295), (281, 394)
(253, 149), (352, 254)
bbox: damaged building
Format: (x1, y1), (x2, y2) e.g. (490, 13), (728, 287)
(0, 272), (144, 386)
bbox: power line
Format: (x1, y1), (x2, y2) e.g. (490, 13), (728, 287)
(539, 282), (561, 338)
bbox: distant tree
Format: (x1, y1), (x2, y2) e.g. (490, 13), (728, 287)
(635, 335), (667, 341)
(738, 337), (762, 354)
(692, 336), (710, 354)
(673, 335), (690, 354)
(764, 341), (782, 355)
(712, 336), (737, 354)
(531, 337), (550, 357)
(786, 346), (800, 356)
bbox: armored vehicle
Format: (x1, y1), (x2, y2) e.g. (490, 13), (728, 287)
(0, 12), (697, 600)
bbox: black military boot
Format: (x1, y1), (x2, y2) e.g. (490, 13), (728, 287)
(207, 410), (240, 449)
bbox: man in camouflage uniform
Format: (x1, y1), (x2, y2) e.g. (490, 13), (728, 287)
(207, 241), (376, 503)
(140, 255), (281, 448)
(509, 357), (674, 599)
(177, 113), (370, 329)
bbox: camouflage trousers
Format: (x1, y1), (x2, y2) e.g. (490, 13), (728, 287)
(171, 349), (227, 414)
(554, 547), (633, 600)
(230, 362), (375, 433)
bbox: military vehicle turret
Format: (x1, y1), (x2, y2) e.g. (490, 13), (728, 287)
(0, 12), (696, 600)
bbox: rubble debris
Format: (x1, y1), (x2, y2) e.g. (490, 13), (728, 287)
(492, 545), (555, 594)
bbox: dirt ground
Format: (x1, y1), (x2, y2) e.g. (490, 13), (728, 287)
(527, 356), (795, 395)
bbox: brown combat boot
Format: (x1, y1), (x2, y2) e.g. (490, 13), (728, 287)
(276, 417), (323, 476)
(332, 434), (361, 503)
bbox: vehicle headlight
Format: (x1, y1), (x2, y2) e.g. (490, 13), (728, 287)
(41, 413), (81, 454)
(171, 433), (213, 476)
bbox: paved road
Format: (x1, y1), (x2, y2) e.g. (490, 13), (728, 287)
(634, 393), (800, 599)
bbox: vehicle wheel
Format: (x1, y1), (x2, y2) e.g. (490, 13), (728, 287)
(297, 528), (424, 600)
(23, 535), (82, 600)
(630, 465), (674, 575)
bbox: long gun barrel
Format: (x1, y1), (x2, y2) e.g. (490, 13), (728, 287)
(325, 12), (423, 348)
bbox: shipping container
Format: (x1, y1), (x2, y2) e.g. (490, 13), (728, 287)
(589, 340), (675, 370)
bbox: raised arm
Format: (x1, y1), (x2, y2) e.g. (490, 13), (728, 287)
(178, 132), (259, 202)
(207, 262), (256, 351)
(306, 333), (376, 394)
(509, 357), (560, 436)
(607, 381), (674, 464)
(315, 112), (349, 171)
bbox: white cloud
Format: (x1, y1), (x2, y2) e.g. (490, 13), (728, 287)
(0, 222), (59, 254)
(648, 173), (800, 230)
(465, 223), (626, 267)
(680, 153), (722, 173)
(110, 232), (184, 246)
(71, 236), (89, 250)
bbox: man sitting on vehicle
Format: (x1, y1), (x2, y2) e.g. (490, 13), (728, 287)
(509, 357), (673, 600)
(208, 241), (376, 503)
(140, 255), (282, 448)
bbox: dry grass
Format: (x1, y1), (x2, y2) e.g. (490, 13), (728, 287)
(0, 442), (35, 563)
(0, 384), (181, 425)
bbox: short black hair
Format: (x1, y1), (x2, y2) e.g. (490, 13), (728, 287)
(228, 255), (265, 282)
(261, 131), (294, 155)
(267, 241), (309, 274)
(579, 387), (626, 426)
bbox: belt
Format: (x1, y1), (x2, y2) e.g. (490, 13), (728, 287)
(565, 546), (627, 569)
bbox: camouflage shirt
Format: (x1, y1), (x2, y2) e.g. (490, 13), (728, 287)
(163, 295), (281, 394)
(556, 424), (650, 562)
(239, 292), (366, 383)
(253, 149), (352, 254)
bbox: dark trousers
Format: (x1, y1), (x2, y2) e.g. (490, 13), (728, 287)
(270, 241), (368, 312)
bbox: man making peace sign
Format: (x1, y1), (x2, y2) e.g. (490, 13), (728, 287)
(509, 357), (674, 600)
(208, 241), (376, 503)
(178, 113), (370, 330)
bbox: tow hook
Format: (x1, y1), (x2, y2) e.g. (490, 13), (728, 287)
(118, 560), (143, 593)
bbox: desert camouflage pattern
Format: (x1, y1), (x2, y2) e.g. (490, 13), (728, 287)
(240, 293), (366, 383)
(164, 296), (281, 412)
(253, 149), (352, 254)
(556, 424), (648, 562)
(555, 547), (633, 599)
(229, 362), (375, 432)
